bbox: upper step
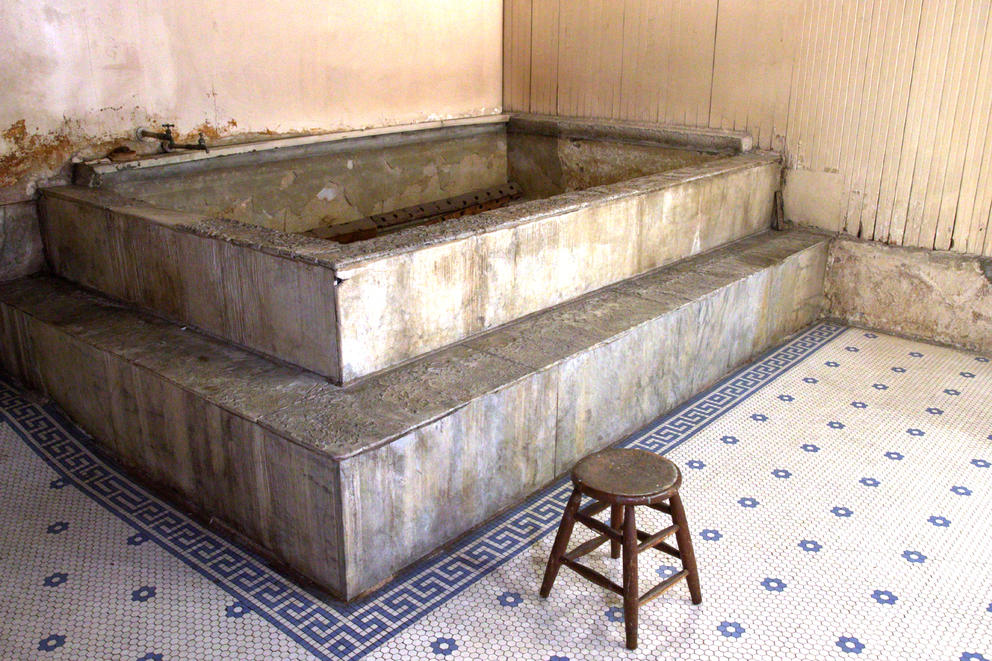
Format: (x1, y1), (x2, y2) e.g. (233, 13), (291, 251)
(0, 228), (828, 599)
(40, 126), (779, 385)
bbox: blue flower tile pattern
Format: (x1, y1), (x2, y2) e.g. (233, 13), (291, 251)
(37, 634), (65, 652)
(761, 578), (786, 592)
(902, 550), (927, 564)
(871, 590), (897, 605)
(836, 636), (865, 654)
(46, 521), (68, 535)
(0, 323), (990, 660)
(716, 621), (745, 638)
(130, 586), (156, 602)
(429, 637), (458, 656)
(42, 572), (68, 587)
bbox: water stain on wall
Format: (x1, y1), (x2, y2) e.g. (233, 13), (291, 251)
(0, 120), (75, 194)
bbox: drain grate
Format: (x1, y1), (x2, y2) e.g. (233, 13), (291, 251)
(307, 182), (522, 243)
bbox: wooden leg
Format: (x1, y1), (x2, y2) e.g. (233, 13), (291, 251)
(540, 489), (582, 598)
(670, 492), (702, 604)
(622, 504), (638, 650)
(610, 504), (623, 559)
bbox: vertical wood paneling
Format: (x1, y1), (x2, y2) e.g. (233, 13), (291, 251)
(503, 0), (533, 113)
(664, 0), (719, 127)
(528, 0), (560, 114)
(872, 0), (923, 245)
(618, 0), (664, 123)
(710, 2), (800, 148)
(935, 0), (989, 250)
(503, 0), (992, 257)
(556, 0), (624, 118)
(961, 12), (992, 254)
(840, 0), (880, 235)
(858, 0), (916, 242)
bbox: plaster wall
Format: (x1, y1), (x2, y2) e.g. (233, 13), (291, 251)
(0, 0), (503, 205)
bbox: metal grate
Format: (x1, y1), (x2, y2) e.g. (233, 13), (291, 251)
(307, 181), (522, 243)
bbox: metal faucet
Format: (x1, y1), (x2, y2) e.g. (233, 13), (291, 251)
(137, 123), (209, 153)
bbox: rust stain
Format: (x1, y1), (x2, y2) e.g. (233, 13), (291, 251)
(0, 114), (317, 203)
(1, 120), (75, 190)
(187, 118), (240, 141)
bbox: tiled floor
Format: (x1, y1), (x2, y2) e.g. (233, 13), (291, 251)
(1, 323), (990, 660)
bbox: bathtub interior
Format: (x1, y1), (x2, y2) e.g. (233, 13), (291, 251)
(93, 121), (725, 239)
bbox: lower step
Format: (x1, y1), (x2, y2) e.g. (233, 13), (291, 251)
(0, 229), (828, 600)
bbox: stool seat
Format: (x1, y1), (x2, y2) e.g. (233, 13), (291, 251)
(539, 448), (701, 650)
(573, 448), (680, 503)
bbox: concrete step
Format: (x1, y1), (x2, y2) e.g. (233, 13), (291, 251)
(0, 228), (829, 600)
(40, 152), (779, 384)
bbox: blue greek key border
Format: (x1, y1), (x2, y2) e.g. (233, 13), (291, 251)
(0, 322), (847, 660)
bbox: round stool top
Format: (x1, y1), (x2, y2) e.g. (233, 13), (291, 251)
(572, 449), (681, 503)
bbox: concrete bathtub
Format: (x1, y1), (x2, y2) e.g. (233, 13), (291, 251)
(41, 114), (773, 385)
(7, 114), (826, 600)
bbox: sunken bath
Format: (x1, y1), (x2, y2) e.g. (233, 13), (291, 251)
(14, 114), (823, 600)
(43, 114), (770, 384)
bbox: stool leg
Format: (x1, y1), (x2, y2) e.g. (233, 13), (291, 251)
(610, 504), (623, 559)
(621, 504), (638, 650)
(540, 489), (582, 598)
(670, 492), (702, 605)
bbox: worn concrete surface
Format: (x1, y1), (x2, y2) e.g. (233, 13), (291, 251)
(0, 201), (43, 281)
(508, 132), (719, 199)
(507, 114), (753, 153)
(0, 228), (828, 599)
(334, 154), (780, 381)
(40, 189), (343, 379)
(102, 126), (509, 234)
(826, 236), (992, 356)
(41, 127), (776, 383)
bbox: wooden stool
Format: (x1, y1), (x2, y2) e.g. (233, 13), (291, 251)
(539, 448), (702, 650)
